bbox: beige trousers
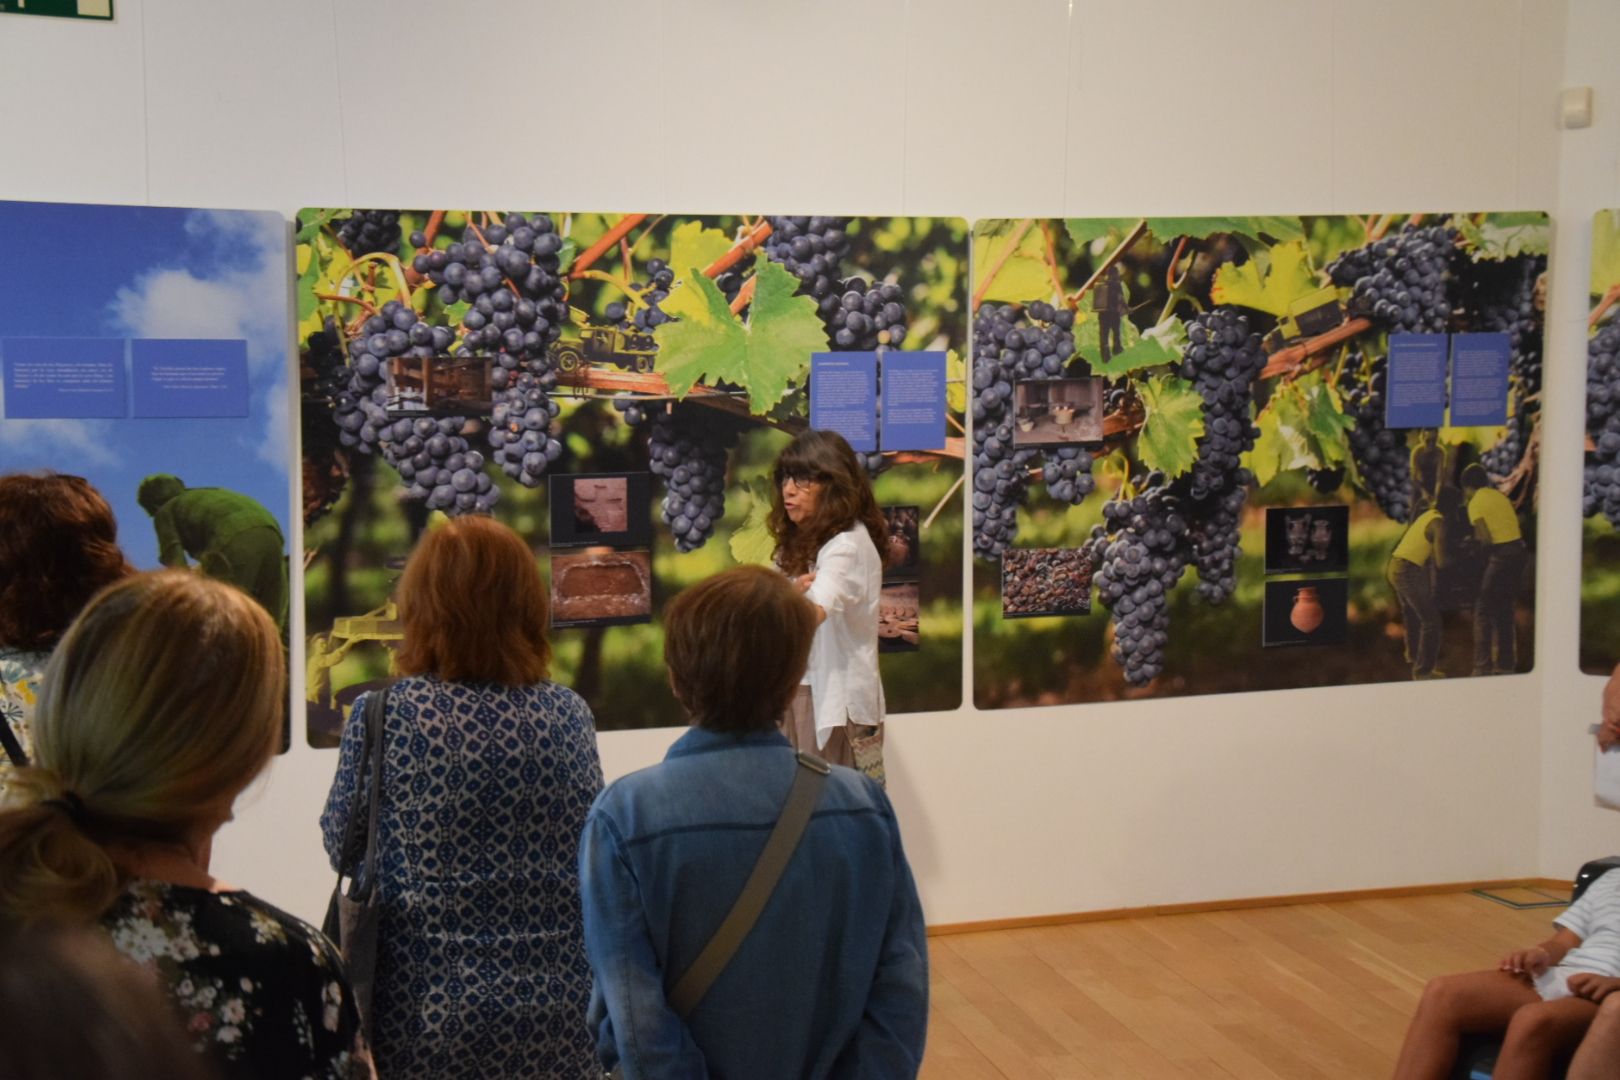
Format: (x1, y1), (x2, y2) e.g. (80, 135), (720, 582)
(779, 686), (855, 767)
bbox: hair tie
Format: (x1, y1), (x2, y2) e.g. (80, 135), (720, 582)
(41, 791), (86, 823)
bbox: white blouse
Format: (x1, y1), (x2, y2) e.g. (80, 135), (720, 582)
(803, 523), (886, 747)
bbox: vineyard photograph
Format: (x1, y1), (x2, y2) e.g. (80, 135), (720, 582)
(297, 210), (966, 746)
(971, 213), (1545, 707)
(1582, 209), (1620, 673)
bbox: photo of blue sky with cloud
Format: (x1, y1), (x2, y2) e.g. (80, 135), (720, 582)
(0, 202), (290, 568)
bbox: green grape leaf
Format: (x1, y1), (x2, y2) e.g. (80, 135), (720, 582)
(946, 348), (966, 415)
(1136, 375), (1205, 479)
(655, 254), (828, 413)
(1247, 409), (1289, 487)
(1064, 218), (1140, 249)
(555, 236), (578, 277)
(295, 208), (343, 245)
(729, 476), (779, 566)
(1593, 210), (1620, 299)
(1210, 240), (1319, 316)
(1089, 316), (1187, 377)
(1075, 310), (1136, 365)
(972, 220), (1053, 305)
(296, 243), (322, 322)
(1246, 393), (1313, 484)
(1456, 212), (1550, 261)
(1300, 378), (1353, 467)
(1145, 216), (1305, 244)
(669, 221), (734, 285)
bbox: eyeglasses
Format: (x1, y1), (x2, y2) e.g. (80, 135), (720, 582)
(780, 474), (824, 493)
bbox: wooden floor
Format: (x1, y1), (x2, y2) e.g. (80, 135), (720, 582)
(922, 888), (1572, 1079)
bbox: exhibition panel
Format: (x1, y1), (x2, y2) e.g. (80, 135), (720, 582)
(0, 199), (293, 734)
(970, 215), (1545, 706)
(1581, 209), (1620, 676)
(296, 210), (966, 745)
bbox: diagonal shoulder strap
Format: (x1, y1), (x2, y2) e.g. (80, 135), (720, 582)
(336, 688), (388, 885)
(350, 687), (389, 898)
(0, 719), (27, 769)
(667, 751), (830, 1018)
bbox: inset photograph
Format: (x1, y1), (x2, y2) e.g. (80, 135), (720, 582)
(1264, 505), (1349, 574)
(550, 549), (653, 628)
(1262, 578), (1349, 647)
(1001, 548), (1093, 618)
(384, 355), (494, 418)
(881, 505), (920, 580)
(878, 583), (920, 653)
(549, 472), (652, 549)
(1012, 378), (1104, 447)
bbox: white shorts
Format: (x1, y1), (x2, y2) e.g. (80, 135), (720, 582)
(1534, 966), (1585, 1001)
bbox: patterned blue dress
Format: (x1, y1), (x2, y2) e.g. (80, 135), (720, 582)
(320, 675), (604, 1079)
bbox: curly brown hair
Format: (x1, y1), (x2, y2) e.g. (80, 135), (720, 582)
(0, 474), (133, 651)
(768, 430), (888, 577)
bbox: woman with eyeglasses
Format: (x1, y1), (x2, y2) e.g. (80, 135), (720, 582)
(768, 429), (887, 771)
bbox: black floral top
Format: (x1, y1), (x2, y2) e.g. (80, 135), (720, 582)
(100, 880), (373, 1080)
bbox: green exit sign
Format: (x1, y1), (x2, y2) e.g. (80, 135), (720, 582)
(0, 0), (113, 18)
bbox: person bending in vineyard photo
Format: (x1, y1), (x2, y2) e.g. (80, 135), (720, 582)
(769, 430), (887, 778)
(137, 474), (288, 635)
(1387, 487), (1459, 680)
(1393, 870), (1620, 1080)
(1460, 463), (1527, 675)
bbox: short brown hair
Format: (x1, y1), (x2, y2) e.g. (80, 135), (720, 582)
(0, 473), (134, 651)
(663, 566), (817, 733)
(395, 517), (551, 684)
(769, 430), (888, 577)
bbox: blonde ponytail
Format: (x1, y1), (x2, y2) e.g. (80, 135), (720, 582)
(0, 769), (119, 924)
(0, 571), (283, 927)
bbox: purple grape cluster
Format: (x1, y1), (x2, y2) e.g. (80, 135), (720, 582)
(649, 407), (737, 552)
(970, 300), (1080, 557)
(1327, 225), (1458, 334)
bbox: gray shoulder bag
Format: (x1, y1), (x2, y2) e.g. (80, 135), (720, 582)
(609, 750), (830, 1078)
(322, 687), (388, 1037)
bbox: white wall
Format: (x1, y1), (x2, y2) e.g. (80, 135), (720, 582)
(0, 0), (1588, 926)
(1538, 0), (1620, 879)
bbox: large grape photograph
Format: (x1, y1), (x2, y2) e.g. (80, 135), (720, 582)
(1581, 210), (1620, 673)
(298, 210), (966, 746)
(971, 213), (1544, 707)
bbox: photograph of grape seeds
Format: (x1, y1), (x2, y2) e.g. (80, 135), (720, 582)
(879, 582), (920, 653)
(1262, 578), (1349, 647)
(882, 505), (920, 581)
(1001, 547), (1094, 618)
(550, 549), (653, 628)
(1264, 505), (1349, 575)
(1012, 378), (1104, 448)
(548, 472), (652, 549)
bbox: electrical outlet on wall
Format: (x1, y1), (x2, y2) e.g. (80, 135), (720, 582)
(1562, 87), (1594, 129)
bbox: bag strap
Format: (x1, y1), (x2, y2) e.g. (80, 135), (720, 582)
(335, 689), (387, 886)
(0, 720), (27, 769)
(666, 751), (830, 1018)
(349, 687), (389, 900)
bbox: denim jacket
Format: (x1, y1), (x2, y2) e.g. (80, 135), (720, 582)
(580, 727), (928, 1079)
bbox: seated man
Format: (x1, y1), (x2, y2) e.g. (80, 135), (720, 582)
(1394, 868), (1620, 1078)
(579, 565), (928, 1078)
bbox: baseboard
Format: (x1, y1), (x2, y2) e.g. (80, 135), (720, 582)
(926, 877), (1571, 937)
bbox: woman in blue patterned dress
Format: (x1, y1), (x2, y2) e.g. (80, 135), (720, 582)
(321, 516), (604, 1079)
